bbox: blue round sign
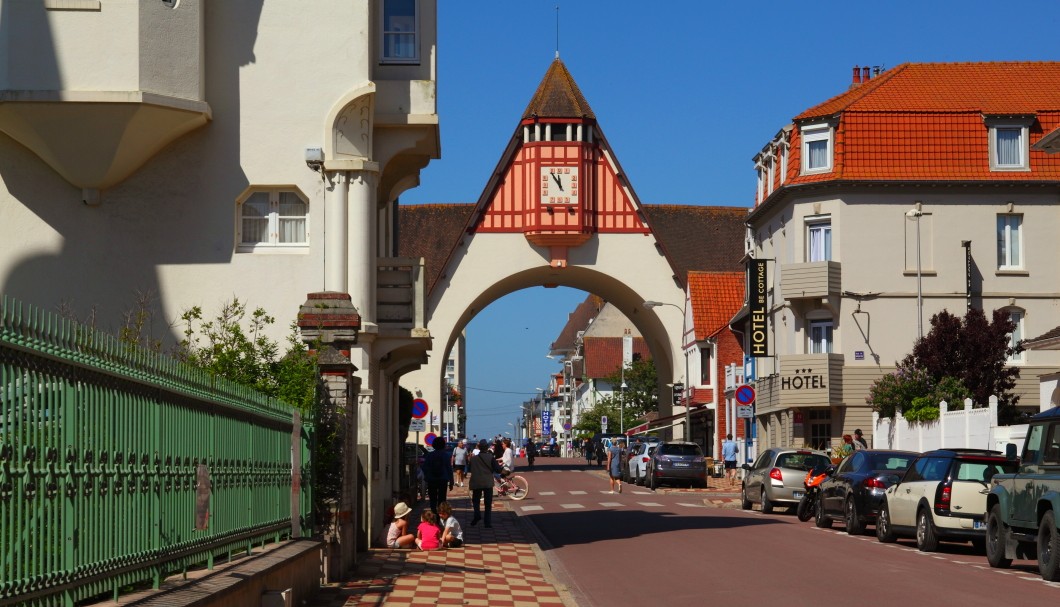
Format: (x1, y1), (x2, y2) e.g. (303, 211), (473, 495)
(735, 385), (756, 405)
(411, 398), (429, 419)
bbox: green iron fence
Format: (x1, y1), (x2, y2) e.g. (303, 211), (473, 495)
(0, 296), (313, 606)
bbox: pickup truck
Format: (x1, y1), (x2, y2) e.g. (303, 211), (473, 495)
(985, 407), (1060, 581)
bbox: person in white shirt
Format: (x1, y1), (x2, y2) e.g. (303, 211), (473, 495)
(452, 439), (468, 487)
(438, 501), (463, 548)
(501, 437), (515, 473)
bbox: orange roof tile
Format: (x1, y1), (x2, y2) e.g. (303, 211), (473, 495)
(583, 336), (650, 379)
(688, 272), (745, 341)
(522, 58), (596, 120)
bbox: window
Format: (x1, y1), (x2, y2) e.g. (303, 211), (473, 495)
(989, 124), (1030, 171)
(801, 124), (832, 173)
(1006, 308), (1025, 363)
(808, 409), (831, 451)
(779, 143), (788, 183)
(807, 220), (831, 262)
(237, 189), (308, 250)
(809, 320), (833, 354)
(756, 164), (765, 203)
(382, 0), (418, 63)
(698, 344), (713, 386)
(996, 214), (1023, 269)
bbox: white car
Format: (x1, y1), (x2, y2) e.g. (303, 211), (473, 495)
(626, 442), (658, 485)
(876, 448), (1018, 551)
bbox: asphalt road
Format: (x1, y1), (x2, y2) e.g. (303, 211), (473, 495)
(510, 457), (1060, 607)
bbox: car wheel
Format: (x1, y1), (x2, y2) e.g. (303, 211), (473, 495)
(985, 503), (1012, 568)
(761, 488), (774, 514)
(814, 495), (832, 529)
(876, 503), (897, 543)
(740, 485), (752, 510)
(845, 497), (864, 535)
(916, 507), (940, 552)
(647, 470), (656, 491)
(1038, 510), (1060, 581)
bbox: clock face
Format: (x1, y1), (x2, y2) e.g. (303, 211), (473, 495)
(540, 166), (579, 205)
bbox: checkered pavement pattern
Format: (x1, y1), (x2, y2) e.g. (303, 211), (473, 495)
(312, 491), (568, 607)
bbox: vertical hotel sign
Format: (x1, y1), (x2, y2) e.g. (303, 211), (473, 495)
(749, 258), (769, 357)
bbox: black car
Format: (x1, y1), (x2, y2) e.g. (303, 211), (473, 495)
(537, 442), (558, 457)
(816, 449), (917, 534)
(645, 441), (708, 489)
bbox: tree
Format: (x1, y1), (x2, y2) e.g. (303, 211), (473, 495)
(905, 308), (1022, 423)
(599, 358), (659, 418)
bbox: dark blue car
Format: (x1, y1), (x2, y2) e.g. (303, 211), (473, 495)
(816, 449), (917, 534)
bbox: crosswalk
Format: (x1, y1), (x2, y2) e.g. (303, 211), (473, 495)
(512, 489), (706, 513)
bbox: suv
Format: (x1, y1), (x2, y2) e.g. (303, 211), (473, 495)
(626, 442), (659, 485)
(986, 408), (1060, 580)
(741, 448), (831, 513)
(877, 449), (1017, 551)
(645, 441), (707, 489)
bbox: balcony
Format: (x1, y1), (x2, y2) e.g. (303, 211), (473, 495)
(780, 261), (841, 301)
(377, 257), (426, 331)
(754, 354), (844, 413)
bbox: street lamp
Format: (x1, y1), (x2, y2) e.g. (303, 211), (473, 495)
(905, 208), (923, 340)
(619, 380), (628, 434)
(644, 300), (691, 441)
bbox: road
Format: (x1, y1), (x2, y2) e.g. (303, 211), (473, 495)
(511, 457), (1059, 607)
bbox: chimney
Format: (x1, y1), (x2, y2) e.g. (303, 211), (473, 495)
(862, 66), (871, 81)
(873, 65), (881, 77)
(852, 65), (862, 85)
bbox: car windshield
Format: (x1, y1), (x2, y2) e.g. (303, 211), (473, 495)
(869, 454), (914, 471)
(660, 444), (702, 457)
(954, 459), (1018, 482)
(776, 452), (830, 471)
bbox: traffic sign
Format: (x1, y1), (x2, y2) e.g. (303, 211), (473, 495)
(409, 419), (426, 431)
(411, 399), (429, 419)
(424, 432), (437, 447)
(734, 385), (756, 405)
(737, 405), (754, 418)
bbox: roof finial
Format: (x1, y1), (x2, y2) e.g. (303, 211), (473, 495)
(555, 4), (560, 59)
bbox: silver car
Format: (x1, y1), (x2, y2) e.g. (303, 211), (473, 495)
(741, 448), (832, 513)
(626, 442), (658, 485)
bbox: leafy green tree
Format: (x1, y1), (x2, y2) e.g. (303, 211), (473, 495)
(599, 358), (659, 418)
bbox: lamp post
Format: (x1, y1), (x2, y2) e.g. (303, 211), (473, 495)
(905, 208), (923, 340)
(644, 300), (690, 441)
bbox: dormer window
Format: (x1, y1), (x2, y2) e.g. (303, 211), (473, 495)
(800, 123), (833, 174)
(986, 116), (1033, 171)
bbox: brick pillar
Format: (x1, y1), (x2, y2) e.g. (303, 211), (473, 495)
(298, 292), (360, 581)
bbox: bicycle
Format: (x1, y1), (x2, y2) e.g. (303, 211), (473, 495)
(494, 473), (529, 500)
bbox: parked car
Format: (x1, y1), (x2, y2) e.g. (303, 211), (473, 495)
(816, 449), (917, 534)
(877, 448), (1017, 551)
(537, 442), (558, 457)
(741, 448), (832, 513)
(646, 441), (708, 489)
(986, 406), (1060, 580)
(626, 442), (659, 485)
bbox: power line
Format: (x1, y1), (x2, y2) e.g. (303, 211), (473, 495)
(465, 385), (544, 396)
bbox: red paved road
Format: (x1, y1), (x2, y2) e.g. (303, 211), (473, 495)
(512, 457), (1060, 607)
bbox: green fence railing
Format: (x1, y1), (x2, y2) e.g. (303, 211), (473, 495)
(0, 296), (313, 607)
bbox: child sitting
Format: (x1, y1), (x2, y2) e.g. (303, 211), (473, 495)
(438, 501), (463, 548)
(385, 502), (415, 549)
(415, 510), (442, 551)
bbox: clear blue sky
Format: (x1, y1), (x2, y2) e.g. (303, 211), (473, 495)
(403, 1), (1059, 440)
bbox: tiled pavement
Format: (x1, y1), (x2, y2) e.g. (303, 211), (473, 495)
(310, 488), (571, 607)
(310, 470), (744, 606)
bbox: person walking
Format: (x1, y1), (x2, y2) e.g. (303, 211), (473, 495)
(606, 438), (626, 493)
(595, 441), (605, 467)
(452, 439), (468, 487)
(853, 428), (868, 450)
(421, 436), (453, 516)
(524, 440), (537, 469)
(468, 439), (501, 528)
(722, 434), (740, 486)
(583, 438), (593, 466)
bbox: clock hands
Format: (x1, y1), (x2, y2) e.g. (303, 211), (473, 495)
(551, 172), (564, 191)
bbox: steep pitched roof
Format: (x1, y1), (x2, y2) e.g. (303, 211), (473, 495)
(397, 203), (475, 294)
(582, 336), (650, 378)
(548, 294), (605, 357)
(688, 272), (745, 340)
(522, 58), (596, 120)
(777, 62), (1060, 189)
(642, 205), (748, 281)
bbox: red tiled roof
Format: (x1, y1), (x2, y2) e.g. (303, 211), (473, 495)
(583, 336), (650, 379)
(549, 295), (605, 356)
(780, 62), (1060, 187)
(522, 58), (596, 120)
(688, 272), (745, 341)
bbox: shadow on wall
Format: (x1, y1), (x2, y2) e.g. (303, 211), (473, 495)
(0, 2), (264, 343)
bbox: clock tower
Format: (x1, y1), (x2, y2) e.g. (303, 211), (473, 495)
(471, 58), (649, 268)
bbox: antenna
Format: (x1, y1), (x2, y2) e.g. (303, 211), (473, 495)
(555, 5), (560, 59)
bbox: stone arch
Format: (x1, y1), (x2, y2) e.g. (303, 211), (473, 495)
(324, 83), (376, 161)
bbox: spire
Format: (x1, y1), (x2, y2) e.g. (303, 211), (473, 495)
(522, 58), (596, 120)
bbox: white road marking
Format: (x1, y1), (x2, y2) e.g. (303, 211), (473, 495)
(676, 503), (703, 508)
(519, 505), (544, 512)
(569, 490), (587, 495)
(637, 502), (664, 507)
(599, 502), (624, 507)
(539, 491), (556, 496)
(560, 503), (585, 509)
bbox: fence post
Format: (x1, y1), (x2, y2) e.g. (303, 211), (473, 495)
(939, 400), (948, 451)
(291, 410), (301, 539)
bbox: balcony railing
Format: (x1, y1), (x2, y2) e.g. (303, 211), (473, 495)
(780, 261), (841, 301)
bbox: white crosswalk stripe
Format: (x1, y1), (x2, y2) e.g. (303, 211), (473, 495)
(569, 490), (587, 495)
(676, 502), (703, 508)
(599, 502), (624, 507)
(560, 503), (585, 509)
(539, 491), (556, 496)
(519, 505), (544, 512)
(637, 502), (664, 507)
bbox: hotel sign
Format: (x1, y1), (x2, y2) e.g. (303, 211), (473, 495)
(781, 368), (827, 391)
(749, 258), (768, 357)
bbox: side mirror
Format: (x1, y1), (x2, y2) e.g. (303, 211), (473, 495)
(826, 466), (836, 476)
(741, 463), (751, 470)
(1005, 443), (1018, 460)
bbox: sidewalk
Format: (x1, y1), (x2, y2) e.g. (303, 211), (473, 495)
(310, 487), (573, 607)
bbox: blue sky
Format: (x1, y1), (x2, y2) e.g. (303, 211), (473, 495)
(404, 1), (1059, 440)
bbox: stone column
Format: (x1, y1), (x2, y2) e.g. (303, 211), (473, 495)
(324, 171), (349, 292)
(347, 169), (378, 325)
(297, 292), (361, 581)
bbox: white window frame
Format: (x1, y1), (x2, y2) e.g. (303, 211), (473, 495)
(694, 342), (714, 388)
(1006, 308), (1025, 364)
(756, 163), (765, 204)
(800, 123), (833, 174)
(381, 0), (419, 65)
(996, 213), (1023, 270)
(806, 217), (832, 263)
(988, 121), (1031, 171)
(779, 142), (789, 184)
(809, 320), (834, 354)
(236, 187), (309, 253)
(766, 154), (776, 195)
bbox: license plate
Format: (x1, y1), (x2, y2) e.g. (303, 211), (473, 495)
(793, 491), (804, 500)
(674, 462), (689, 467)
(973, 520), (986, 530)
